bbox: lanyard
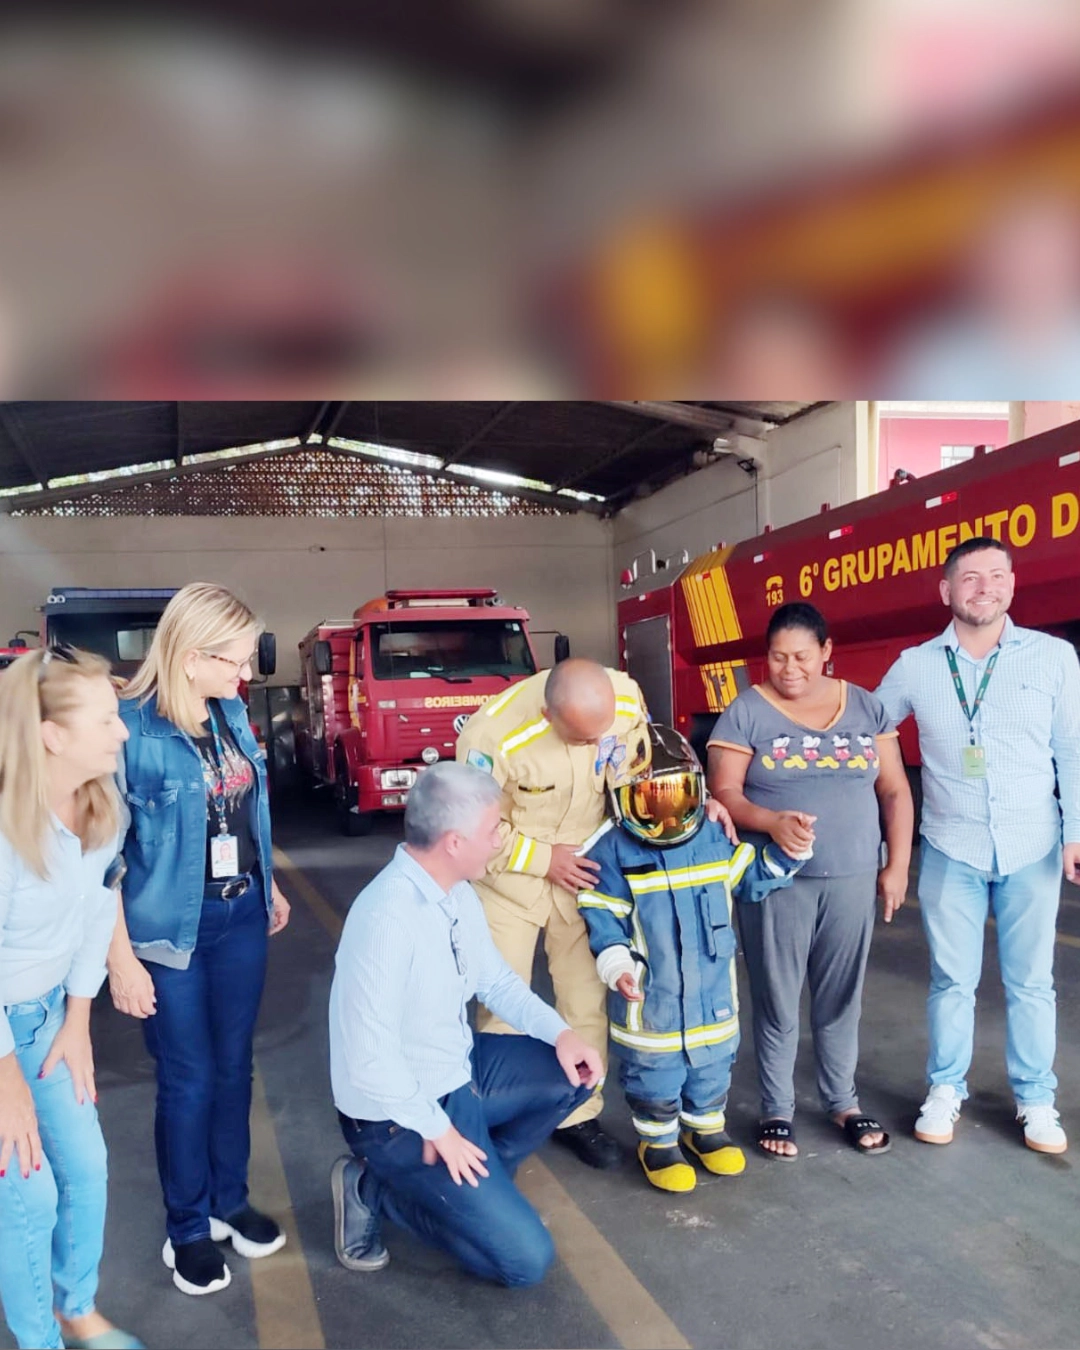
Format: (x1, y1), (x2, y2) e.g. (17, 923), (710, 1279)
(204, 703), (233, 836)
(944, 646), (999, 746)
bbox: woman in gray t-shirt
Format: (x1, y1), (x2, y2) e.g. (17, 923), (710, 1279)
(707, 602), (913, 1160)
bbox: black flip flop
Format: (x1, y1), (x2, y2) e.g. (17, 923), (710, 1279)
(756, 1118), (798, 1161)
(840, 1114), (892, 1156)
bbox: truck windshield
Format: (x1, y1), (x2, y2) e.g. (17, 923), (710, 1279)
(369, 619), (536, 681)
(47, 613), (162, 674)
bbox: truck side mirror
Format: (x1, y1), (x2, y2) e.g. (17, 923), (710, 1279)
(312, 639), (333, 677)
(258, 632), (278, 678)
(553, 634), (571, 664)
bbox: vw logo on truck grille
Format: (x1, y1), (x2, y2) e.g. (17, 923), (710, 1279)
(453, 712), (471, 734)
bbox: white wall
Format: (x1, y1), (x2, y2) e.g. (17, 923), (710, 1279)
(613, 403), (865, 591)
(612, 440), (762, 587)
(761, 401), (866, 529)
(0, 513), (616, 681)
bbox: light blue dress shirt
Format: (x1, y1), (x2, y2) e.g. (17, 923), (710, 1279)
(0, 822), (121, 1058)
(329, 844), (570, 1140)
(876, 617), (1080, 874)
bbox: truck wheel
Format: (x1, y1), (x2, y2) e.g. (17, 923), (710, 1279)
(335, 777), (374, 837)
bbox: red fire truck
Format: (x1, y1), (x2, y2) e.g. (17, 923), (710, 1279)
(618, 418), (1080, 781)
(297, 588), (541, 834)
(0, 640), (32, 670)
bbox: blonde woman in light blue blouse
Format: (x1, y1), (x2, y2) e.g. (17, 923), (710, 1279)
(0, 646), (143, 1350)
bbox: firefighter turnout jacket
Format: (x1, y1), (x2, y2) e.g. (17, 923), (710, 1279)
(578, 818), (806, 1064)
(456, 667), (648, 925)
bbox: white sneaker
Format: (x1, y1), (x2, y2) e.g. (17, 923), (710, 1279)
(914, 1085), (962, 1144)
(1017, 1104), (1068, 1155)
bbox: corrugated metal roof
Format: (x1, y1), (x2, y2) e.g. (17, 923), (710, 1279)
(0, 400), (822, 513)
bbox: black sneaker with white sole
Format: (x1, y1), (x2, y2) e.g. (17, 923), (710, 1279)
(210, 1205), (286, 1259)
(162, 1237), (231, 1295)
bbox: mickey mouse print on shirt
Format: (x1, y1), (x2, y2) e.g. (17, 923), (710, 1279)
(756, 729), (879, 774)
(761, 736), (790, 770)
(706, 679), (899, 881)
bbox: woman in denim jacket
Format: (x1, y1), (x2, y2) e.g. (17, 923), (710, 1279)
(0, 645), (142, 1350)
(105, 583), (291, 1297)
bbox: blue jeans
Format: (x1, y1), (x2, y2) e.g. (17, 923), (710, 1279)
(918, 840), (1062, 1104)
(338, 1033), (591, 1287)
(0, 985), (108, 1350)
(143, 880), (268, 1245)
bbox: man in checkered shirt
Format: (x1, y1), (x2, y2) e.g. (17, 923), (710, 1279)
(877, 536), (1080, 1156)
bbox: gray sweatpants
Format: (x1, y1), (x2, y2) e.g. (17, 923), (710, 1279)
(737, 871), (877, 1120)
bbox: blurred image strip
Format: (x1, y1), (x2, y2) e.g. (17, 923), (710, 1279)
(0, 0), (1078, 398)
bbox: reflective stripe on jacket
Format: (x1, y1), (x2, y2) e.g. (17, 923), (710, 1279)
(579, 818), (803, 1065)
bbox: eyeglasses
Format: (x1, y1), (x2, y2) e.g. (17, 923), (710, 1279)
(200, 650), (256, 676)
(38, 642), (78, 678)
(103, 855), (127, 891)
(448, 914), (467, 979)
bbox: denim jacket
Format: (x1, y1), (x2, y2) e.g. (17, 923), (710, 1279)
(118, 692), (273, 968)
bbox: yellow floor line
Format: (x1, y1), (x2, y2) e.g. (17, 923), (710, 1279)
(272, 846), (344, 939)
(518, 1159), (691, 1350)
(248, 1067), (326, 1350)
(272, 844), (691, 1350)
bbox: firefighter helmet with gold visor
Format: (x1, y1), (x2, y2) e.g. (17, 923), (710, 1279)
(607, 722), (706, 848)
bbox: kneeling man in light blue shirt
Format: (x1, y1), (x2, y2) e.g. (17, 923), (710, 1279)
(328, 760), (602, 1286)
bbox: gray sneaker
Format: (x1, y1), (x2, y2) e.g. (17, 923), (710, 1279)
(331, 1155), (389, 1272)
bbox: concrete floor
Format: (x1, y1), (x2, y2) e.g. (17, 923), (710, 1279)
(4, 793), (1080, 1350)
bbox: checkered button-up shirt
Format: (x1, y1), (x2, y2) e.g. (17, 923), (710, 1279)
(876, 616), (1080, 874)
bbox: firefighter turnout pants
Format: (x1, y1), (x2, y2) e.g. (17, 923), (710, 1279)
(620, 1043), (738, 1148)
(476, 892), (608, 1128)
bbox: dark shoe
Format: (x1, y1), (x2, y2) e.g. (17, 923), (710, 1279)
(756, 1117), (798, 1161)
(836, 1113), (892, 1156)
(331, 1155), (389, 1272)
(552, 1120), (623, 1170)
(162, 1238), (231, 1296)
(210, 1205), (286, 1258)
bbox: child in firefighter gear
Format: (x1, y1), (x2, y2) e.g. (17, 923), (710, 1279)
(577, 724), (812, 1193)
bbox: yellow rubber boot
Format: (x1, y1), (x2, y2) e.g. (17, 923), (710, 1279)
(637, 1142), (696, 1192)
(680, 1129), (746, 1176)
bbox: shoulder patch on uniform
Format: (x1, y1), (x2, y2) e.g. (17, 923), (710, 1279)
(466, 749), (494, 773)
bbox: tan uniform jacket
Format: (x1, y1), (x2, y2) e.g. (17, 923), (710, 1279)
(456, 667), (648, 925)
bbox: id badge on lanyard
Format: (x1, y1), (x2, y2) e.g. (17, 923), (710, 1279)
(960, 744), (987, 779)
(945, 647), (997, 779)
(206, 706), (241, 878)
(210, 832), (240, 878)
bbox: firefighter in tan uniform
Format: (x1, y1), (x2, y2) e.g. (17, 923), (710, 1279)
(456, 659), (648, 1168)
